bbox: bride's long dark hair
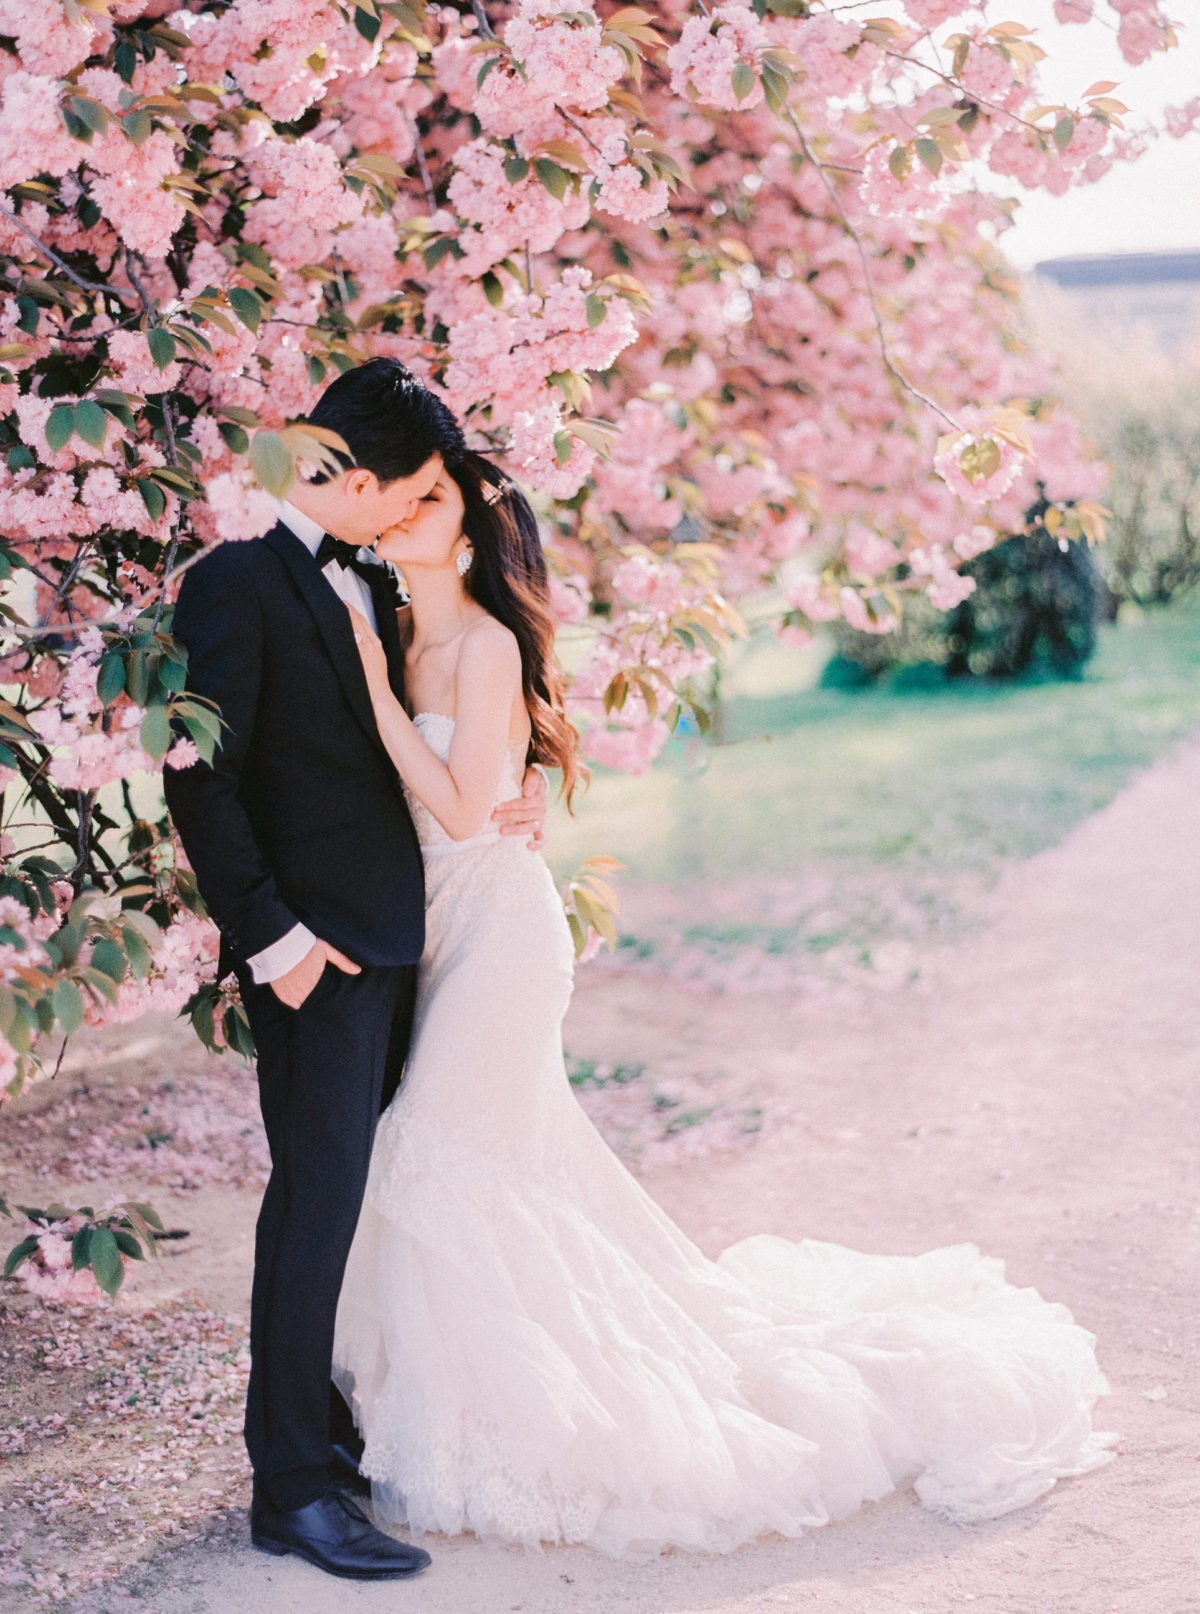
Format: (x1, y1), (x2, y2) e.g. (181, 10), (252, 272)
(452, 451), (586, 807)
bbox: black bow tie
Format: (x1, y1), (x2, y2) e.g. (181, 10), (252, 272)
(315, 532), (378, 582)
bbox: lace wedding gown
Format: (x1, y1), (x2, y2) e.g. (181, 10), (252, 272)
(333, 713), (1116, 1558)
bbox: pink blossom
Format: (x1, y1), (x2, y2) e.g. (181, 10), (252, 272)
(667, 4), (771, 112)
(787, 572), (841, 623)
(927, 570), (976, 610)
(510, 405), (597, 500)
(844, 522), (900, 580)
(1165, 97), (1200, 140)
(88, 130), (184, 260)
(1117, 9), (1169, 65)
(584, 717), (670, 776)
(934, 411), (1029, 505)
(548, 572), (591, 623)
(901, 0), (971, 24)
(107, 329), (182, 393)
(839, 586), (897, 635)
(858, 143), (946, 222)
(0, 1), (113, 79)
(476, 0), (625, 136)
(952, 525), (997, 562)
(165, 738), (200, 771)
(201, 473), (279, 544)
(0, 73), (83, 191)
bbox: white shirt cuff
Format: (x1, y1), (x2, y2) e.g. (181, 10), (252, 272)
(247, 922), (317, 985)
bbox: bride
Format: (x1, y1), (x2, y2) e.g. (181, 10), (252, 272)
(332, 451), (1116, 1559)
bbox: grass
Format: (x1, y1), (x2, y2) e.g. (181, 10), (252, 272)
(548, 604), (1200, 891)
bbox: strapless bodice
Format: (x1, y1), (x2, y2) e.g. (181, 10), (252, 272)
(406, 712), (525, 856)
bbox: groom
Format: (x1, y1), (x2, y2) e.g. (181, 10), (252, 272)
(165, 360), (548, 1579)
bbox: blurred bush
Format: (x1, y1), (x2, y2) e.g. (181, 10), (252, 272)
(1097, 391), (1200, 608)
(825, 502), (1104, 687)
(1028, 287), (1200, 610)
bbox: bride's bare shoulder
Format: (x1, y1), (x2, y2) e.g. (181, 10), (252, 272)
(458, 614), (521, 677)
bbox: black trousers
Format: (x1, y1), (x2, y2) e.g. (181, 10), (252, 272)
(237, 959), (417, 1512)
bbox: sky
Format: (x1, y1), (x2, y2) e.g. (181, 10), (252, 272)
(868, 2), (1200, 269)
(995, 2), (1200, 269)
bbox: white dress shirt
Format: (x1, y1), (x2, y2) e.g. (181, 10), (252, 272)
(245, 501), (382, 986)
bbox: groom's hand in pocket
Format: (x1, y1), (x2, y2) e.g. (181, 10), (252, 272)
(270, 939), (361, 1009)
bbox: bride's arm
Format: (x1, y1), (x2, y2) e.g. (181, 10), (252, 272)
(347, 605), (522, 842)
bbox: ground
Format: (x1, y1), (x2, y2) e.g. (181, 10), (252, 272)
(1, 615), (1198, 1611)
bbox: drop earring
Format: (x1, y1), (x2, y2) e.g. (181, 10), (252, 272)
(456, 548), (473, 577)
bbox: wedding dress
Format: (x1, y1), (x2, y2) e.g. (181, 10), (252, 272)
(332, 712), (1116, 1558)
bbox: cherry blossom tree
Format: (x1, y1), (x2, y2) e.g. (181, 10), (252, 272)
(0, 0), (1188, 1288)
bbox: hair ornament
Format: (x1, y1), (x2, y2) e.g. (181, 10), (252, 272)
(482, 478), (508, 506)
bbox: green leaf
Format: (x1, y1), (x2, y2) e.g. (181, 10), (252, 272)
(126, 649), (151, 707)
(250, 430), (293, 497)
(306, 355), (327, 386)
(121, 924), (154, 980)
(113, 1229), (144, 1260)
(16, 295), (39, 336)
(122, 109), (153, 147)
(96, 651), (126, 705)
(534, 158), (570, 200)
(71, 1226), (93, 1270)
(52, 978), (85, 1036)
(89, 936), (127, 983)
(227, 287), (263, 334)
(504, 156), (529, 184)
(355, 4), (382, 41)
(7, 444), (35, 472)
(136, 479), (167, 522)
(73, 398), (108, 450)
(915, 137), (942, 176)
(128, 1200), (164, 1232)
(158, 654), (186, 694)
(553, 429), (573, 469)
(223, 1003), (256, 1061)
(139, 702), (171, 761)
(889, 143), (912, 182)
(69, 96), (111, 138)
(45, 404), (75, 454)
(481, 271), (504, 308)
(185, 984), (217, 1051)
(730, 62), (757, 105)
(89, 1226), (124, 1299)
(1052, 114), (1076, 152)
(217, 420), (250, 456)
(422, 236), (453, 270)
(115, 38), (138, 85)
(3, 1234), (39, 1279)
(147, 326), (177, 373)
(585, 293), (606, 329)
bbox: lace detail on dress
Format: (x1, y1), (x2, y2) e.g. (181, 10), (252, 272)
(403, 711), (526, 857)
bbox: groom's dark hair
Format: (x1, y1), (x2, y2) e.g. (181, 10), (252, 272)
(306, 357), (464, 485)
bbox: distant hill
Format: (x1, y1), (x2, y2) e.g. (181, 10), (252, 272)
(1032, 251), (1200, 350)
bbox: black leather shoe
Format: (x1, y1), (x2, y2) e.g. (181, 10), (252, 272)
(250, 1486), (430, 1580)
(329, 1441), (371, 1497)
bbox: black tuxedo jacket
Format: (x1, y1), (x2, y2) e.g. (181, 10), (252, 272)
(164, 522), (425, 972)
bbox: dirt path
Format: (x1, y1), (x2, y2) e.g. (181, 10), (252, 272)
(10, 742), (1200, 1614)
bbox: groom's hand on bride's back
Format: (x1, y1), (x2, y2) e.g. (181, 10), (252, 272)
(493, 764), (549, 852)
(270, 939), (361, 1009)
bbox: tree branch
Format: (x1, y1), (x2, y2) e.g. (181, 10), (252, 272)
(470, 0), (496, 41)
(786, 111), (960, 431)
(0, 201), (137, 305)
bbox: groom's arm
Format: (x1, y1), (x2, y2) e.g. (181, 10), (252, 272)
(163, 546), (304, 969)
